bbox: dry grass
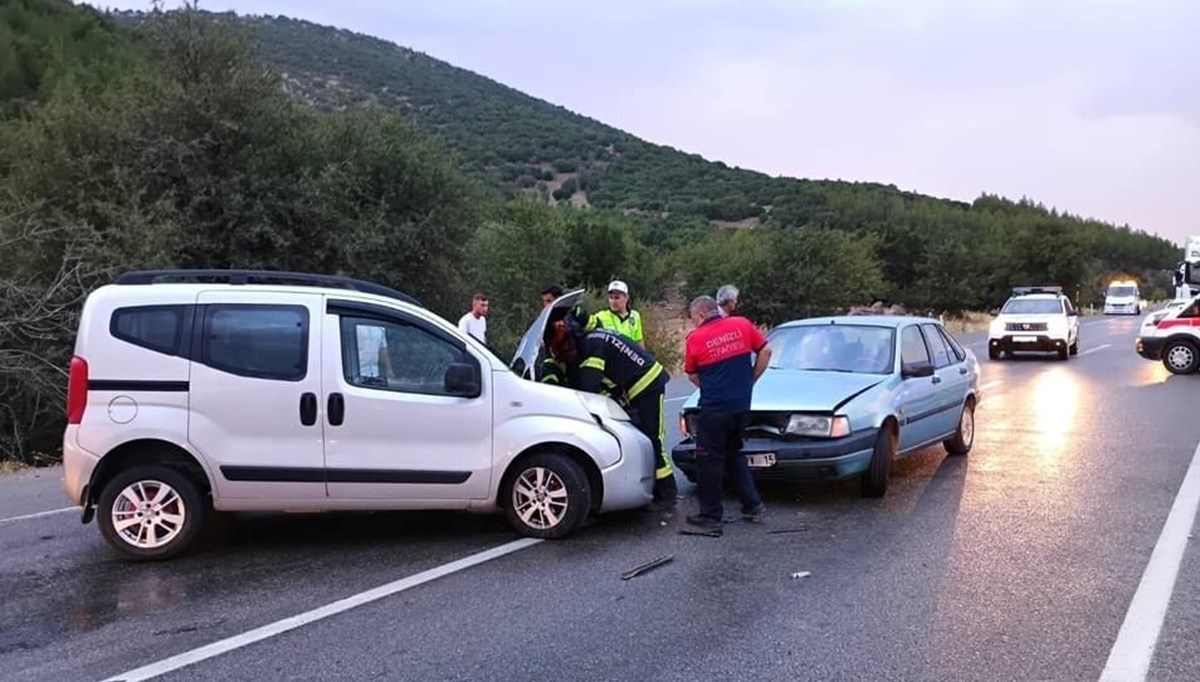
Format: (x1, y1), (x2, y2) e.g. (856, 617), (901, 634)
(641, 303), (689, 374)
(940, 311), (993, 335)
(0, 459), (30, 474)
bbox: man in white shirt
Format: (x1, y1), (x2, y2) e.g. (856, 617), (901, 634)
(458, 293), (489, 344)
(356, 323), (391, 385)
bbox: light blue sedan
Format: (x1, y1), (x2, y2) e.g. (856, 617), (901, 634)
(671, 315), (981, 497)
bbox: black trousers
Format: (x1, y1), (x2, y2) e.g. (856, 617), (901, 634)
(694, 411), (763, 520)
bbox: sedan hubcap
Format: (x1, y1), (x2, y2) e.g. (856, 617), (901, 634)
(961, 406), (974, 446)
(111, 480), (186, 549)
(513, 467), (568, 530)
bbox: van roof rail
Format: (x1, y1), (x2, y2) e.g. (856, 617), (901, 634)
(113, 269), (423, 307)
(1011, 285), (1063, 296)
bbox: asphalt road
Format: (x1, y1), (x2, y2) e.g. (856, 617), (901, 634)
(3, 314), (1199, 681)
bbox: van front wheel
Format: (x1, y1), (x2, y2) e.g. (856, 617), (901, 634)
(502, 452), (591, 539)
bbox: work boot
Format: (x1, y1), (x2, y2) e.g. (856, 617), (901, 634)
(649, 476), (678, 511)
(686, 513), (720, 530)
(741, 504), (766, 523)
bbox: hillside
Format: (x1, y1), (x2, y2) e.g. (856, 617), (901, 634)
(105, 11), (995, 223)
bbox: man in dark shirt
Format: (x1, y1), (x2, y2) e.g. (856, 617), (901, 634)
(683, 295), (772, 532)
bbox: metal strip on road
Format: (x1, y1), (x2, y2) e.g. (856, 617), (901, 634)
(0, 506), (75, 524)
(1099, 439), (1200, 682)
(100, 537), (544, 682)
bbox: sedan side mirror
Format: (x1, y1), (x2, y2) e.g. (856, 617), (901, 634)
(444, 362), (481, 397)
(902, 362), (935, 379)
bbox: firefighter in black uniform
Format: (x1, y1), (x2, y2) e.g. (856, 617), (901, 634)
(543, 308), (677, 509)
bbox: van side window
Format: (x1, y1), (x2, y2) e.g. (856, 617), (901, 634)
(202, 305), (308, 381)
(111, 305), (186, 356)
(1178, 301), (1200, 319)
(340, 316), (467, 396)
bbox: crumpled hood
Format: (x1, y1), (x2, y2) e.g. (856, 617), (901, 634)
(681, 369), (886, 413)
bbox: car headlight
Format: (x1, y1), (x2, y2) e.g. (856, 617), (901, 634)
(786, 414), (851, 438)
(577, 392), (631, 422)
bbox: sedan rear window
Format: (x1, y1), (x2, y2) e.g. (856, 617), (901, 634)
(767, 324), (895, 374)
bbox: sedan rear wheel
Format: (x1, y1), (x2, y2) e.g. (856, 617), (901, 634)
(943, 398), (975, 456)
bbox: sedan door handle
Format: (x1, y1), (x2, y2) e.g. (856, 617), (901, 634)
(958, 367), (968, 375)
(328, 393), (345, 426)
(931, 376), (942, 384)
(299, 392), (317, 426)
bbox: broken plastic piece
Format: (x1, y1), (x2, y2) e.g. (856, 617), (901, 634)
(679, 527), (723, 538)
(768, 527), (809, 535)
(622, 555), (674, 580)
(791, 571), (812, 579)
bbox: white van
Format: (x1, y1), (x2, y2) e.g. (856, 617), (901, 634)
(62, 270), (654, 560)
(1103, 280), (1141, 315)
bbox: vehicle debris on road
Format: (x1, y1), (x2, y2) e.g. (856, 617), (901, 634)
(622, 555), (674, 580)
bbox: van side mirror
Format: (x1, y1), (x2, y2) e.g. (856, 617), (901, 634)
(445, 362), (481, 397)
(902, 362), (935, 379)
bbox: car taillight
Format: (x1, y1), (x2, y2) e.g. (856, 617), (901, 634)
(67, 355), (88, 425)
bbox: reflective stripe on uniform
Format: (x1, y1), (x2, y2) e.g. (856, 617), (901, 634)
(581, 357), (606, 372)
(626, 361), (664, 401)
(654, 392), (674, 479)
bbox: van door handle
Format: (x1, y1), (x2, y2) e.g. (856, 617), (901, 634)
(299, 392), (317, 426)
(328, 393), (345, 426)
(958, 367), (968, 375)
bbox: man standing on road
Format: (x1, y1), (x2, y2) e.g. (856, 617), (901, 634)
(683, 295), (770, 533)
(716, 284), (739, 317)
(458, 293), (489, 344)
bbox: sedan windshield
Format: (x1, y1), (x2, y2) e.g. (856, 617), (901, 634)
(767, 324), (896, 374)
(1001, 299), (1063, 315)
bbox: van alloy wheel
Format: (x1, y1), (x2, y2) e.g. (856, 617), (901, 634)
(97, 465), (206, 561)
(512, 467), (569, 531)
(110, 480), (187, 550)
(502, 452), (591, 539)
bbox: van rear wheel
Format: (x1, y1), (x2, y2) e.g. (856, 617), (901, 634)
(97, 465), (206, 561)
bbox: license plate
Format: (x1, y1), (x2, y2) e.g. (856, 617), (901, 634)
(746, 453), (776, 468)
(1013, 335), (1037, 343)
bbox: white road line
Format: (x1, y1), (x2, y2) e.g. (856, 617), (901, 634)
(0, 506), (75, 524)
(1078, 343), (1112, 357)
(102, 537), (544, 682)
(1098, 439), (1200, 682)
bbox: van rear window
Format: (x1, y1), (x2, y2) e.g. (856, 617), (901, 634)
(111, 305), (187, 356)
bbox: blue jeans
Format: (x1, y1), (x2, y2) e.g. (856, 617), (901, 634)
(694, 411), (763, 521)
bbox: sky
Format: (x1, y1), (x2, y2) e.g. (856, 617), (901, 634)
(86, 0), (1200, 246)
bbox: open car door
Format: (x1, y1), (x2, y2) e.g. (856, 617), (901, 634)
(510, 289), (585, 381)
